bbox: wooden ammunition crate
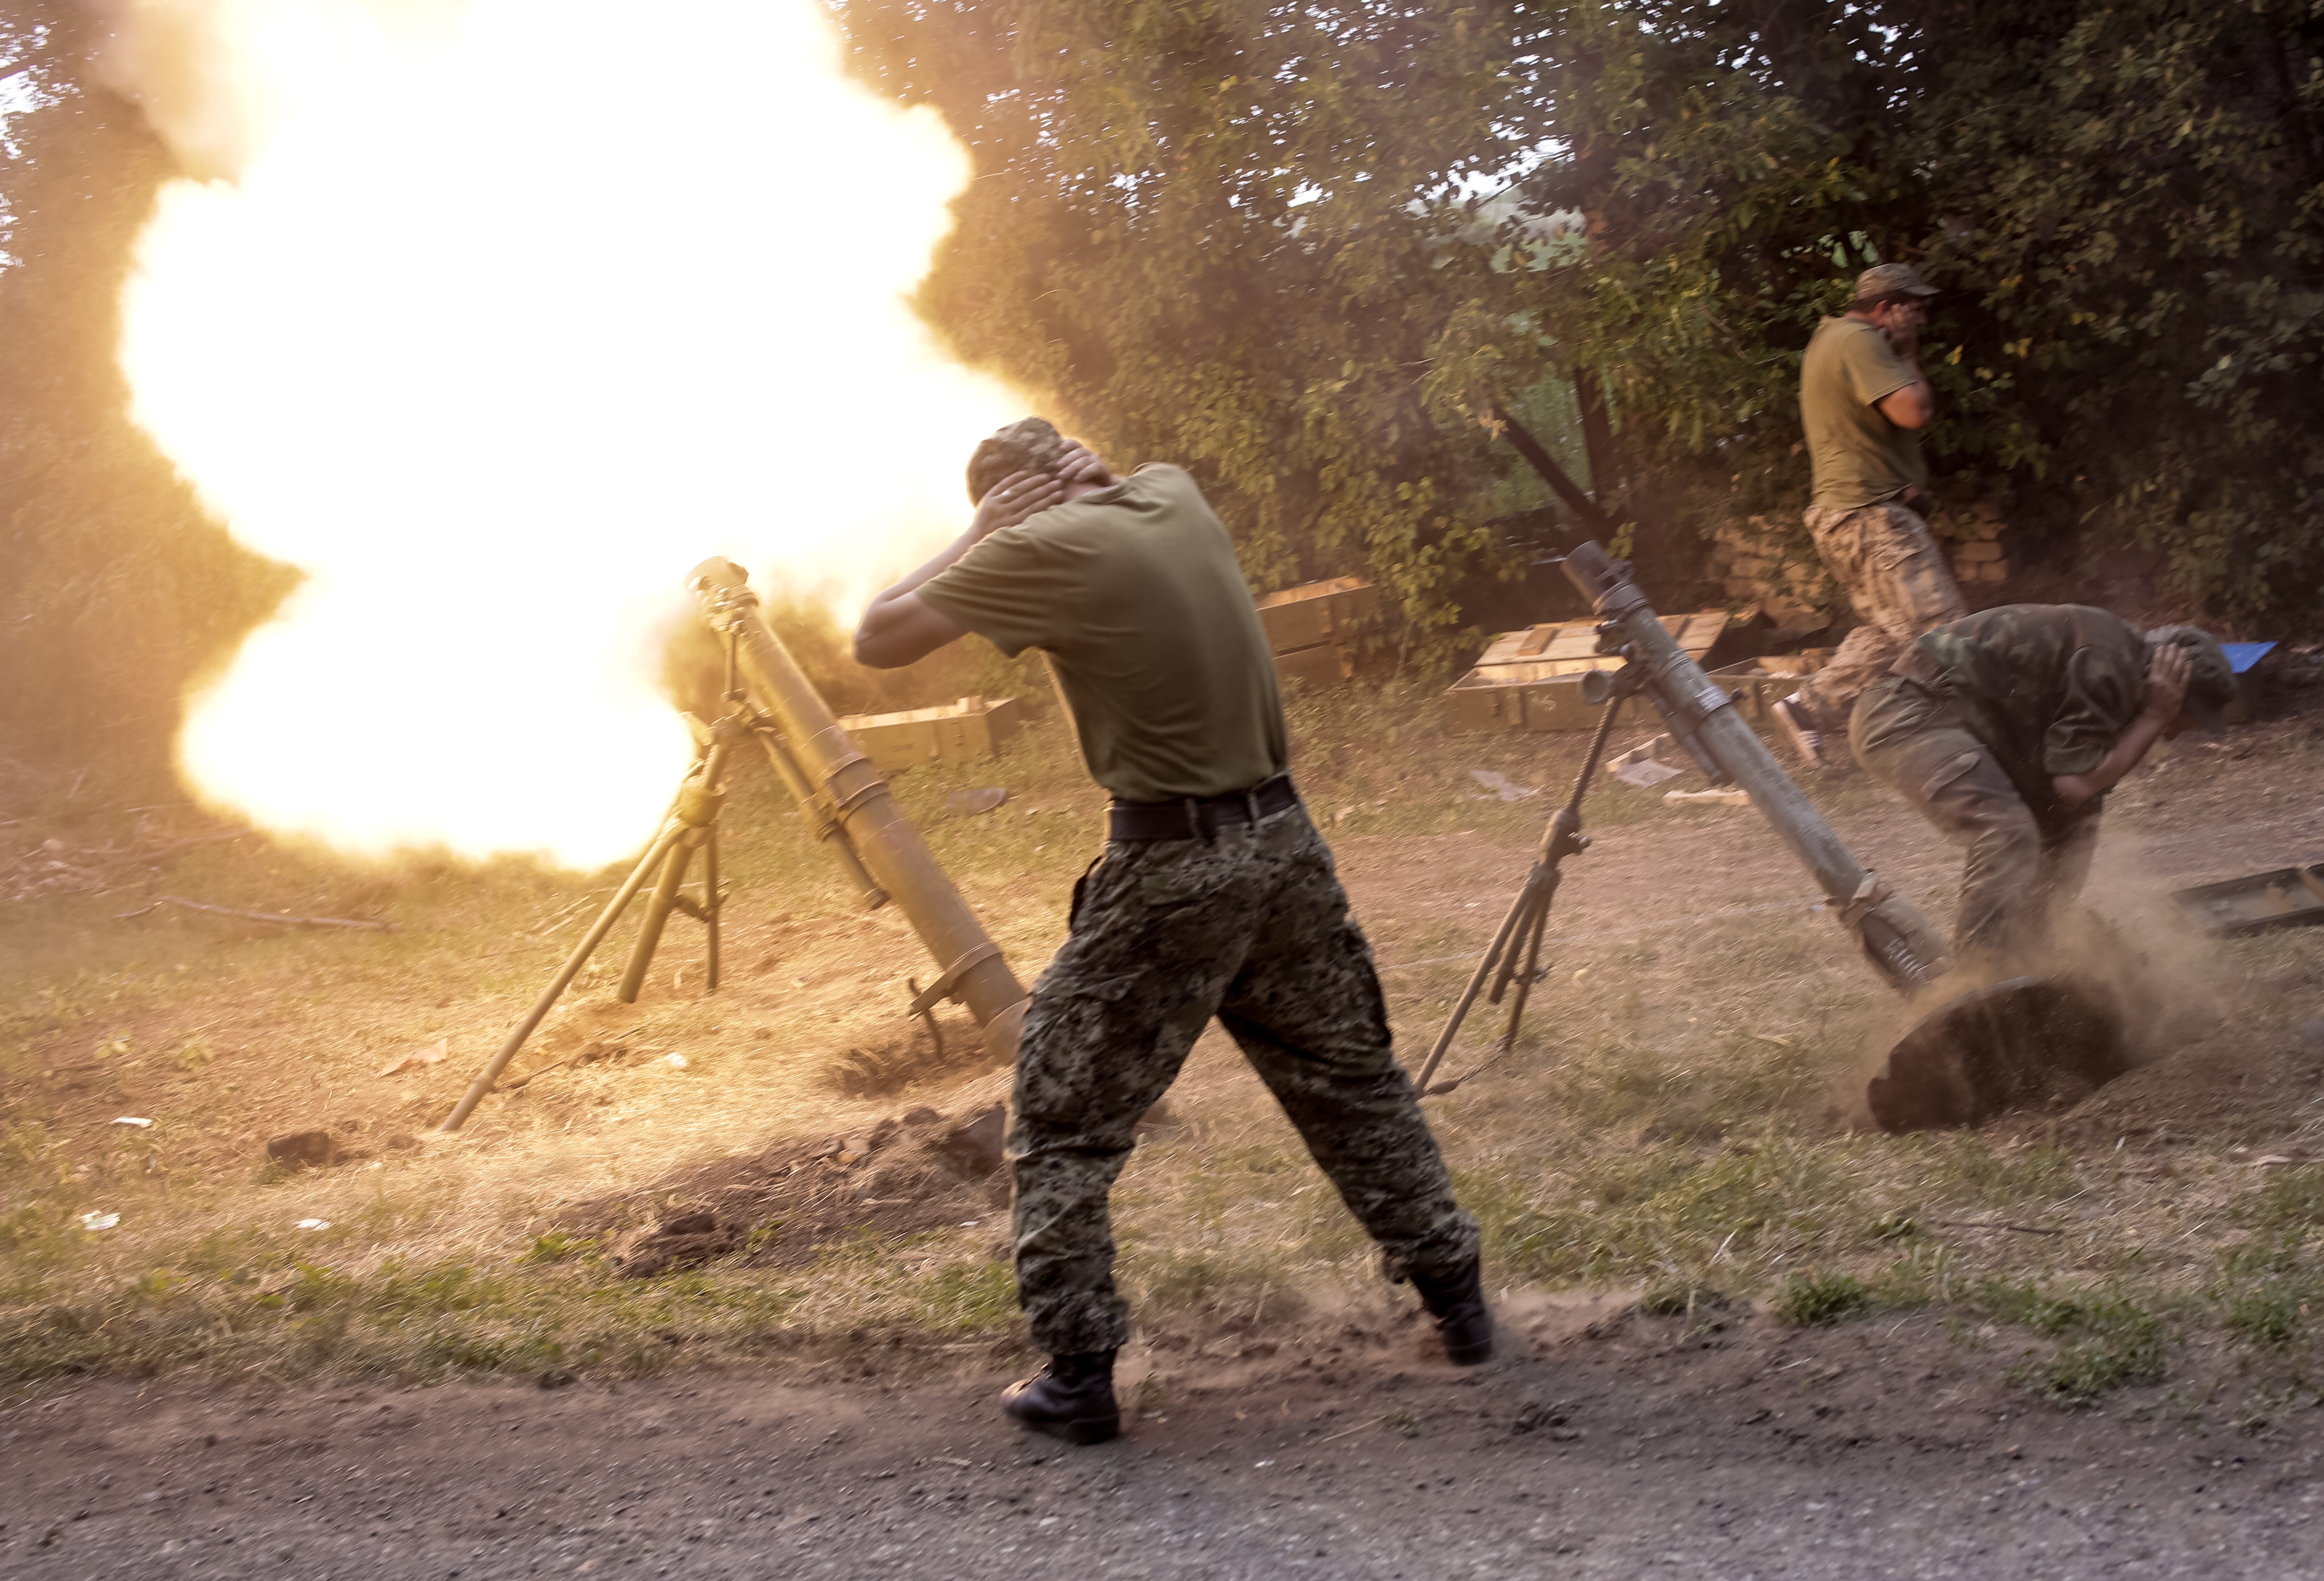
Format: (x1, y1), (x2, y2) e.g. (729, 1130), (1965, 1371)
(837, 695), (1023, 773)
(1707, 653), (1832, 725)
(1254, 576), (1380, 652)
(1444, 610), (1733, 734)
(1443, 659), (1608, 733)
(1274, 642), (1354, 688)
(1473, 610), (1732, 672)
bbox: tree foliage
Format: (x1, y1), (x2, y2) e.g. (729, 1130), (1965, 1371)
(839, 0), (2324, 634)
(836, 1), (1567, 660)
(2, 1), (2319, 793)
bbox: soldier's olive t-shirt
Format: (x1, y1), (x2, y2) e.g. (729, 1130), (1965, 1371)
(1893, 604), (2148, 821)
(915, 463), (1290, 804)
(1801, 315), (1927, 512)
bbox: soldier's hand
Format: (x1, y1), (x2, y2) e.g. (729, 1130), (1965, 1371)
(2142, 641), (2192, 725)
(1053, 442), (1115, 489)
(971, 469), (1067, 539)
(1882, 300), (1927, 362)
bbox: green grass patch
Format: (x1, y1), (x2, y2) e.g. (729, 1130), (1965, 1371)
(1972, 1280), (2170, 1401)
(2238, 1163), (2324, 1238)
(4, 684), (2323, 1395)
(1772, 1271), (1873, 1326)
(2222, 1286), (2303, 1350)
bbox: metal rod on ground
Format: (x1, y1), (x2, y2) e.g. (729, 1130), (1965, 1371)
(440, 818), (687, 1132)
(1561, 542), (1952, 991)
(688, 558), (1031, 1056)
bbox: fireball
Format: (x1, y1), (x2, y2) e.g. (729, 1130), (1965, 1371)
(106, 0), (1015, 867)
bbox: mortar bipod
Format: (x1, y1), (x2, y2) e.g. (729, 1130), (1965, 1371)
(1414, 663), (1640, 1096)
(440, 723), (735, 1132)
(613, 713), (734, 1003)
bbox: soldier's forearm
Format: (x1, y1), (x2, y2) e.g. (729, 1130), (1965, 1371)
(1877, 370), (1935, 430)
(868, 524), (983, 609)
(2052, 712), (2170, 810)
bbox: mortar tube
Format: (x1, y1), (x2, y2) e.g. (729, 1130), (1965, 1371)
(1561, 543), (1951, 991)
(687, 558), (1030, 1054)
(752, 726), (889, 910)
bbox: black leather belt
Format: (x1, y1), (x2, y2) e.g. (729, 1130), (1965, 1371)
(1108, 772), (1300, 842)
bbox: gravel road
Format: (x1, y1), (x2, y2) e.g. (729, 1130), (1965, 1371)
(8, 1304), (2318, 1579)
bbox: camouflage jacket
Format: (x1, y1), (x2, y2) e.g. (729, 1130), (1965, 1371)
(1891, 604), (2147, 826)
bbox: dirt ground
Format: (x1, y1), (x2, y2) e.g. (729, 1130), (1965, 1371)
(5, 672), (2323, 1577)
(6, 1302), (2320, 1580)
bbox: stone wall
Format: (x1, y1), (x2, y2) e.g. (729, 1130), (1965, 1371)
(1932, 499), (2012, 585)
(1709, 500), (2012, 637)
(1708, 516), (1837, 637)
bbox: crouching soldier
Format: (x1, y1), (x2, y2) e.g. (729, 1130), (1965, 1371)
(1850, 605), (2234, 964)
(854, 419), (1490, 1447)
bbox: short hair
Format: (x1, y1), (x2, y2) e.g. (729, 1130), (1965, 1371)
(965, 417), (1069, 505)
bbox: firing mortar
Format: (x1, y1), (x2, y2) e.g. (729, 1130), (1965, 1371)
(685, 558), (1031, 1053)
(1431, 541), (2126, 1131)
(440, 560), (1030, 1132)
(1562, 542), (1953, 989)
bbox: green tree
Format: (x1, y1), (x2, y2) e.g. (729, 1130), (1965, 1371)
(1487, 0), (2324, 622)
(836, 0), (1576, 661)
(840, 0), (2324, 632)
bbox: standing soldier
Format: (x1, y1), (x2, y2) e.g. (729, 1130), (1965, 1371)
(1772, 262), (1968, 769)
(854, 419), (1490, 1447)
(1851, 606), (2234, 963)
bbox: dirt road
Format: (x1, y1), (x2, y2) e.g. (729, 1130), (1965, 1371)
(8, 1302), (2319, 1580)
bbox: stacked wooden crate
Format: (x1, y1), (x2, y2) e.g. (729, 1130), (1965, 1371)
(1254, 576), (1381, 686)
(1705, 653), (1833, 725)
(1445, 610), (1732, 733)
(836, 695), (1024, 773)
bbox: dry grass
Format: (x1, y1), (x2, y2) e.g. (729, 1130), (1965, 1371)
(4, 681), (2323, 1408)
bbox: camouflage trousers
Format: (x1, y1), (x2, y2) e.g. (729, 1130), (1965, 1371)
(1794, 499), (1967, 732)
(1851, 676), (2097, 961)
(1009, 800), (1479, 1356)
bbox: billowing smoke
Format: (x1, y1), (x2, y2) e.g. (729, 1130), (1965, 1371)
(95, 0), (1017, 867)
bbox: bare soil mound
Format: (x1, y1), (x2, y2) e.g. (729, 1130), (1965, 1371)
(560, 1102), (1010, 1276)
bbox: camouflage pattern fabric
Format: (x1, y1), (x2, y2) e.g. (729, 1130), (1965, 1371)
(1851, 674), (2099, 961)
(1792, 499), (1966, 731)
(1888, 604), (2151, 827)
(1009, 802), (1479, 1356)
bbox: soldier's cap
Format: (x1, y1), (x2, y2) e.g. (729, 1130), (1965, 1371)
(966, 417), (1069, 505)
(1852, 262), (1939, 303)
(2145, 625), (2237, 730)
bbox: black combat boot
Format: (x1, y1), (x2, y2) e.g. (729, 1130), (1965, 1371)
(1410, 1259), (1495, 1365)
(1002, 1350), (1121, 1445)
